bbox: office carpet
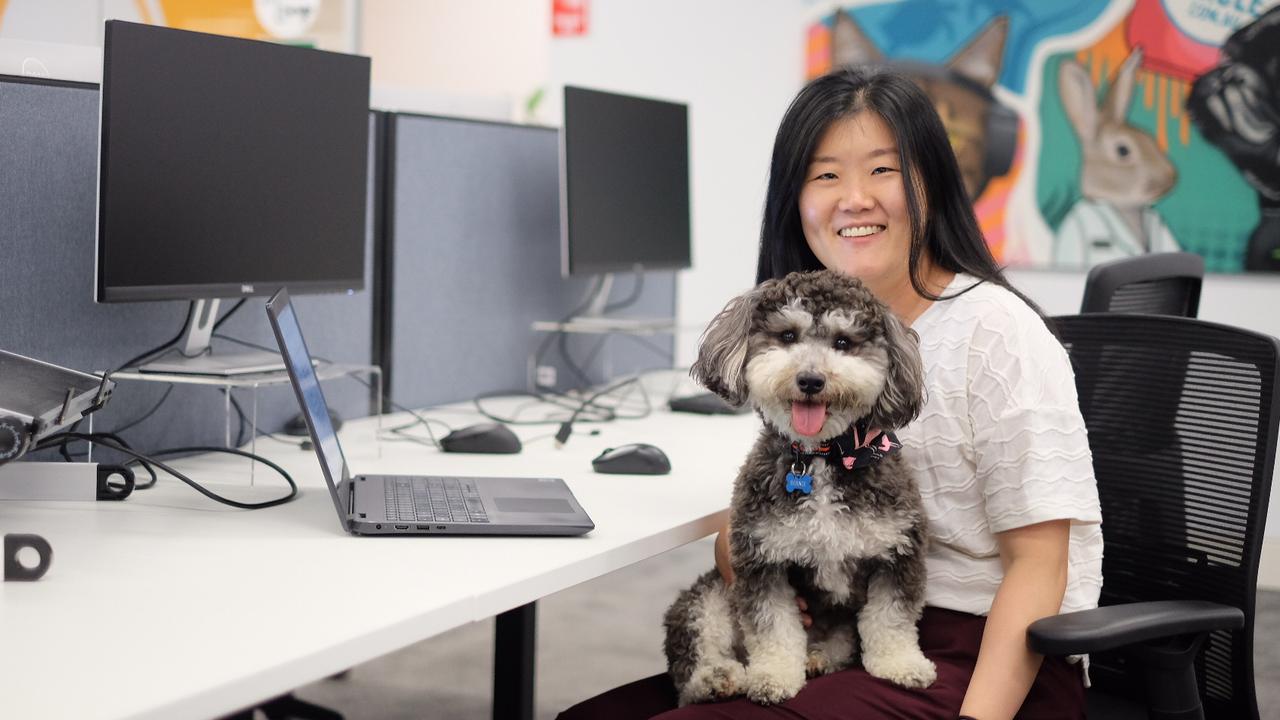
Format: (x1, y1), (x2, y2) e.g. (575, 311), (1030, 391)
(290, 538), (1280, 720)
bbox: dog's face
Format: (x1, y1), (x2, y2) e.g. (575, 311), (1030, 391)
(692, 270), (923, 443)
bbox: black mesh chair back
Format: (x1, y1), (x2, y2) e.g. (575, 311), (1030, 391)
(1080, 252), (1205, 316)
(1054, 314), (1279, 720)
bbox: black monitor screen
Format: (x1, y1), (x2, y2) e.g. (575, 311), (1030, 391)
(561, 86), (691, 276)
(96, 21), (370, 302)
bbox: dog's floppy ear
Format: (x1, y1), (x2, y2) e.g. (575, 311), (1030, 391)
(691, 284), (768, 406)
(866, 311), (925, 430)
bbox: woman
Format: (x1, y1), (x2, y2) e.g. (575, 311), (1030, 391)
(560, 67), (1102, 720)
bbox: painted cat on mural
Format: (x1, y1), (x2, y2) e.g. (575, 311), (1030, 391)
(830, 9), (1017, 201)
(1053, 47), (1181, 267)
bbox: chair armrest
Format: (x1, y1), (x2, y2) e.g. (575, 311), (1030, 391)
(1027, 600), (1243, 656)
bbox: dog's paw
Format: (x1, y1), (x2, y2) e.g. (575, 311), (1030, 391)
(744, 663), (805, 705)
(679, 662), (745, 705)
(805, 648), (842, 678)
(862, 648), (936, 689)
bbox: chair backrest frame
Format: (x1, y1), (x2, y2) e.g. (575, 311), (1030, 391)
(1080, 252), (1205, 316)
(1053, 313), (1279, 720)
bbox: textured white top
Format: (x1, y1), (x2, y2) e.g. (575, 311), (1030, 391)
(898, 273), (1103, 616)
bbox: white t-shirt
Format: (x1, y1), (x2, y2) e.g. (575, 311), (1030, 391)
(898, 273), (1103, 616)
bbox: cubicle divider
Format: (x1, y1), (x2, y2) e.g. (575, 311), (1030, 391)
(383, 112), (676, 411)
(0, 74), (376, 456)
(0, 75), (677, 459)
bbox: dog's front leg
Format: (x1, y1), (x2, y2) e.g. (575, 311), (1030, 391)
(733, 567), (808, 704)
(857, 562), (936, 688)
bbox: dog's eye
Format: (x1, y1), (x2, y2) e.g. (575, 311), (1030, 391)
(779, 330), (798, 344)
(833, 336), (852, 351)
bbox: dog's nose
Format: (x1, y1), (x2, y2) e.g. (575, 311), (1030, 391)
(796, 372), (825, 396)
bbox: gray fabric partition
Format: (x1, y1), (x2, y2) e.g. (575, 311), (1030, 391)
(0, 76), (677, 469)
(387, 113), (676, 411)
(0, 76), (376, 459)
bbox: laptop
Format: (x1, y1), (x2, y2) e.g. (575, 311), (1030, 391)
(266, 289), (594, 536)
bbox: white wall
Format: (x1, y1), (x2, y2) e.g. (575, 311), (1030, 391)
(546, 0), (811, 365)
(361, 0), (548, 120)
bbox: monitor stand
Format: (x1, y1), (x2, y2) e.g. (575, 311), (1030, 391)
(138, 298), (286, 376)
(564, 272), (674, 332)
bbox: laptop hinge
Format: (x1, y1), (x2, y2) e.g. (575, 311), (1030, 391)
(347, 478), (357, 527)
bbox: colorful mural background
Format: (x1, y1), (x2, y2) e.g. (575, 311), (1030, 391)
(807, 0), (1280, 273)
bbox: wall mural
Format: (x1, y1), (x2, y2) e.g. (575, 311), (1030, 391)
(807, 0), (1280, 273)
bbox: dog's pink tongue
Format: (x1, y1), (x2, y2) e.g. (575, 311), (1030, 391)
(791, 401), (827, 437)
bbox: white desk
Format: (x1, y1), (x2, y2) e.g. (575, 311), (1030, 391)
(0, 404), (758, 720)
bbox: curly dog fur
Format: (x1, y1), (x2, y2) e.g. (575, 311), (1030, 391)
(663, 270), (935, 705)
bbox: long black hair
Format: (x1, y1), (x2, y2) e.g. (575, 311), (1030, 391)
(755, 66), (1041, 314)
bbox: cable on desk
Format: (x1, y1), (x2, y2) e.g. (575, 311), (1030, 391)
(34, 431), (297, 509)
(554, 374), (652, 447)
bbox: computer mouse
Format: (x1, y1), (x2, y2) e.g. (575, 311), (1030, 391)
(592, 443), (671, 475)
(283, 410), (342, 436)
(439, 422), (522, 454)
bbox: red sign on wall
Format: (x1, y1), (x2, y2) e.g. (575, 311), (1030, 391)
(553, 0), (589, 37)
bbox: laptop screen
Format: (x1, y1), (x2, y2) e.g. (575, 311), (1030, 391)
(266, 291), (350, 515)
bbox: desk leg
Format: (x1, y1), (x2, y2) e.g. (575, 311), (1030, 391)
(493, 601), (536, 720)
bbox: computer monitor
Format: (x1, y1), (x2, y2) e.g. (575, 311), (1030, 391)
(96, 20), (370, 375)
(560, 86), (690, 316)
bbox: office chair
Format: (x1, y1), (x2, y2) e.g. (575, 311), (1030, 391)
(1028, 314), (1280, 720)
(1080, 252), (1205, 316)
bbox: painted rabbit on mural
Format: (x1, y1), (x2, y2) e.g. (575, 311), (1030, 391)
(1054, 47), (1180, 267)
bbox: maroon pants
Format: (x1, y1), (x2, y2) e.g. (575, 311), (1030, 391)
(557, 607), (1085, 720)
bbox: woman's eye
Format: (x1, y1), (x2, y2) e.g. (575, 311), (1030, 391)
(813, 172), (838, 181)
(871, 166), (896, 175)
(833, 336), (851, 351)
(780, 330), (798, 344)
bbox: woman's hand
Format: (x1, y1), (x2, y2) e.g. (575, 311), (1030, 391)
(714, 521), (812, 628)
(714, 521), (735, 584)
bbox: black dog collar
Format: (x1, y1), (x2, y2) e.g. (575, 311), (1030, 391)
(787, 420), (902, 495)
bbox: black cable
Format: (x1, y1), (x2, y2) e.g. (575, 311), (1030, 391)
(554, 374), (649, 446)
(557, 330), (597, 389)
(59, 419), (82, 462)
(223, 389), (248, 448)
(110, 299), (245, 377)
(603, 271), (644, 312)
(211, 298), (247, 331)
(211, 332), (292, 357)
(342, 374), (450, 449)
(471, 389), (614, 426)
(532, 275), (612, 390)
(111, 301), (196, 374)
(36, 431), (296, 509)
(108, 384), (176, 435)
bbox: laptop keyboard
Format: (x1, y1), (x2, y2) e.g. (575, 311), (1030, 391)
(384, 476), (490, 524)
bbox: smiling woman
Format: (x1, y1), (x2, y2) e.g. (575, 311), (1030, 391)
(559, 67), (1102, 720)
(799, 113), (916, 309)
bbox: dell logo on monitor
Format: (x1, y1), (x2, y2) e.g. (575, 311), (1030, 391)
(241, 284), (255, 294)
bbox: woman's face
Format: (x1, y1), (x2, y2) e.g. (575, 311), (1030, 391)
(798, 112), (917, 296)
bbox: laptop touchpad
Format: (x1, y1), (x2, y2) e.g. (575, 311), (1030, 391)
(494, 497), (574, 513)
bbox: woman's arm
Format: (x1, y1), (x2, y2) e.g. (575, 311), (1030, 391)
(959, 518), (1071, 720)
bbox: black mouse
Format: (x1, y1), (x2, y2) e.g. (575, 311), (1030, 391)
(592, 443), (671, 475)
(439, 422), (522, 454)
(283, 410), (342, 436)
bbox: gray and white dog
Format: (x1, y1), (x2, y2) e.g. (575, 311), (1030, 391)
(663, 270), (936, 706)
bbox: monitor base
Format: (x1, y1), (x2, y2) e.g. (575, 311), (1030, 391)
(138, 350), (286, 377)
